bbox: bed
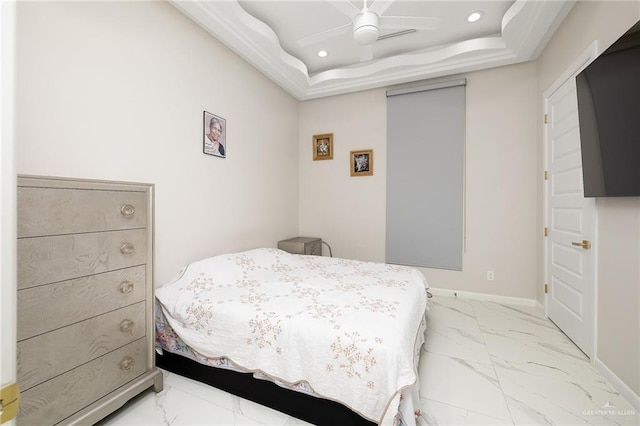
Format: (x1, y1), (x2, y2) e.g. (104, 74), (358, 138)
(155, 248), (428, 425)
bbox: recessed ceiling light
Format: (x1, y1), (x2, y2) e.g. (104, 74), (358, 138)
(466, 11), (484, 23)
(317, 50), (328, 58)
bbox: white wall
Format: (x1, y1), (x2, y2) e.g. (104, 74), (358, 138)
(537, 0), (640, 401)
(298, 89), (387, 261)
(596, 198), (640, 397)
(1, 1), (17, 423)
(16, 1), (299, 285)
(299, 62), (539, 300)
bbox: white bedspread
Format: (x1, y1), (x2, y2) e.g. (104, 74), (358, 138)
(156, 248), (428, 424)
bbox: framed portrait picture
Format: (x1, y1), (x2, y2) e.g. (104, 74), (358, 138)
(350, 149), (373, 177)
(203, 111), (226, 158)
(312, 133), (333, 160)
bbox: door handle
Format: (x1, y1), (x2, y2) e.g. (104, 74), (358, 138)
(571, 240), (591, 250)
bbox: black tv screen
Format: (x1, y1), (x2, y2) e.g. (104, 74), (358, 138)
(576, 20), (640, 197)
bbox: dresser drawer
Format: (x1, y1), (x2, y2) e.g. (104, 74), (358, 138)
(18, 302), (146, 390)
(18, 229), (148, 289)
(18, 265), (146, 340)
(18, 338), (147, 426)
(18, 187), (146, 237)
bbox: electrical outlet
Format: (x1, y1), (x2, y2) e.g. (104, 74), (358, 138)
(487, 271), (495, 281)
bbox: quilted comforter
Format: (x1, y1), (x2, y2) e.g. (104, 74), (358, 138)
(155, 248), (428, 424)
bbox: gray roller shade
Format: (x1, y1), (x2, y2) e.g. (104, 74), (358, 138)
(386, 79), (465, 270)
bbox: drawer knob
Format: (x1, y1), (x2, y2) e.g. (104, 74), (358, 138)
(119, 280), (134, 294)
(121, 204), (136, 217)
(120, 356), (135, 372)
(120, 319), (135, 333)
(120, 242), (135, 255)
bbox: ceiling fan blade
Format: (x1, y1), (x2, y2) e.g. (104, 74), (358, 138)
(296, 23), (351, 47)
(328, 0), (361, 19)
(377, 29), (416, 41)
(360, 45), (373, 62)
(380, 16), (442, 31)
(368, 0), (395, 16)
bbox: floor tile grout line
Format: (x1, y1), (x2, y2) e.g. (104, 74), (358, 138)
(161, 370), (244, 417)
(165, 371), (295, 425)
(469, 299), (517, 426)
(425, 296), (515, 424)
(420, 395), (518, 425)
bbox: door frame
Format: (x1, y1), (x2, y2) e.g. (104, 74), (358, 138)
(1, 1), (18, 424)
(543, 41), (599, 362)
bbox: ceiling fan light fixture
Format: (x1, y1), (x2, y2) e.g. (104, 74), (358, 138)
(466, 11), (484, 23)
(352, 11), (379, 45)
(354, 25), (379, 45)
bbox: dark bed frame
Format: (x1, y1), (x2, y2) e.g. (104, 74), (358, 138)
(156, 351), (376, 426)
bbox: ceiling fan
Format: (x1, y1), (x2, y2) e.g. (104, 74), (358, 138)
(296, 0), (442, 61)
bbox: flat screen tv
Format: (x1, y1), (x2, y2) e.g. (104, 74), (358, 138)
(575, 20), (640, 197)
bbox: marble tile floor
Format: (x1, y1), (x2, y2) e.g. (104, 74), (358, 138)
(99, 295), (638, 425)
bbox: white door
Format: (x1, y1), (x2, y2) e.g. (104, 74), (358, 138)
(545, 74), (596, 358)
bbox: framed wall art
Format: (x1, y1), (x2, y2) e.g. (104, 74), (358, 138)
(312, 133), (333, 160)
(203, 111), (226, 158)
(350, 149), (373, 177)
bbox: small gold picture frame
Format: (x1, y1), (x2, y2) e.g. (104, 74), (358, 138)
(350, 149), (373, 177)
(313, 133), (333, 160)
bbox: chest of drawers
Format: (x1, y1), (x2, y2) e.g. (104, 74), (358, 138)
(16, 175), (163, 425)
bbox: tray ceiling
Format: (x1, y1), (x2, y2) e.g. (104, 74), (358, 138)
(171, 0), (574, 100)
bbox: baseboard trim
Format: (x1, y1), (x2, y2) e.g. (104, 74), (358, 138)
(594, 357), (640, 412)
(429, 287), (540, 308)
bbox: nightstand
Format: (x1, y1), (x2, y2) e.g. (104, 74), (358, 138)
(278, 237), (322, 256)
